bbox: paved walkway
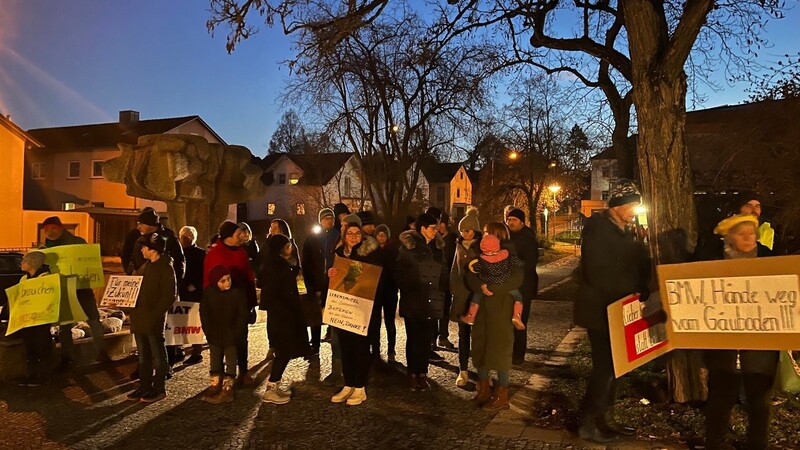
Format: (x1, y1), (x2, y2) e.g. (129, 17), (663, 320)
(0, 255), (666, 449)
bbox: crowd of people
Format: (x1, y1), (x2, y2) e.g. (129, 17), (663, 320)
(6, 182), (788, 448)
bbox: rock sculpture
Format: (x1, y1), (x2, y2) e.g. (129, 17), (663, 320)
(104, 134), (265, 244)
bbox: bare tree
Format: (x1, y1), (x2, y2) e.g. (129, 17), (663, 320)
(268, 109), (310, 154)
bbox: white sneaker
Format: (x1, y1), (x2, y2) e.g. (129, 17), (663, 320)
(345, 387), (367, 406)
(262, 383), (290, 405)
(331, 386), (355, 403)
(456, 371), (469, 387)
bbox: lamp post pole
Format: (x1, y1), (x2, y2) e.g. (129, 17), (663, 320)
(547, 184), (561, 240)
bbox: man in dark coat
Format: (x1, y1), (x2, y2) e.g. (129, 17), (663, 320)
(435, 211), (457, 350)
(505, 208), (539, 365)
(40, 216), (109, 371)
(302, 208), (340, 351)
(179, 225), (206, 365)
(395, 213), (447, 390)
(126, 209), (186, 283)
(574, 179), (651, 443)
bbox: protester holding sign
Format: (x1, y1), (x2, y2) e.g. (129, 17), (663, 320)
(14, 251), (53, 387)
(126, 234), (177, 404)
(327, 221), (382, 406)
(395, 213), (447, 392)
(697, 214), (778, 450)
(179, 226), (206, 365)
(40, 216), (108, 371)
(200, 265), (247, 404)
(574, 180), (651, 443)
(259, 234), (310, 405)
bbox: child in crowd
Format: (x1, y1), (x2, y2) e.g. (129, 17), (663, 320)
(127, 233), (177, 404)
(200, 265), (248, 403)
(16, 251), (53, 387)
(460, 234), (525, 330)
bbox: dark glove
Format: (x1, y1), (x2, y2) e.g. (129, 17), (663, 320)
(248, 307), (257, 325)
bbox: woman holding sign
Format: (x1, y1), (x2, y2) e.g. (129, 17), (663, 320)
(327, 221), (382, 406)
(15, 251), (53, 387)
(700, 214), (778, 450)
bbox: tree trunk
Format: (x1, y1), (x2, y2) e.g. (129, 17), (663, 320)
(632, 60), (706, 404)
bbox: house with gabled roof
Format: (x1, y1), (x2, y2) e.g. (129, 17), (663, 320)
(421, 161), (473, 221)
(245, 152), (369, 242)
(22, 110), (228, 254)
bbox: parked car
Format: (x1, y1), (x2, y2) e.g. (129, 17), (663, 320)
(0, 252), (25, 321)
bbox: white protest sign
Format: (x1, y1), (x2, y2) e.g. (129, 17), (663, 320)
(100, 275), (143, 308)
(665, 274), (799, 333)
(323, 290), (375, 336)
(164, 301), (205, 345)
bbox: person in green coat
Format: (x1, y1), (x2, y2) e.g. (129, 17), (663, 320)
(465, 222), (523, 411)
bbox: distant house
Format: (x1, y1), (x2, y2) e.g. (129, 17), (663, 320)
(24, 110), (228, 254)
(421, 162), (473, 221)
(245, 152), (366, 242)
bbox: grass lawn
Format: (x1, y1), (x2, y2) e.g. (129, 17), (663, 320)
(538, 241), (579, 266)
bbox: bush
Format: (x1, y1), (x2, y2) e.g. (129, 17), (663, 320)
(539, 236), (555, 249)
(555, 230), (581, 244)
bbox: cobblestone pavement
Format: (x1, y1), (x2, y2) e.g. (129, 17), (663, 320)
(0, 258), (596, 450)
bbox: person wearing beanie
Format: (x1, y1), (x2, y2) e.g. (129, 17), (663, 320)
(733, 191), (779, 252)
(425, 206), (442, 221)
(203, 220), (258, 386)
(179, 225), (207, 365)
(127, 232), (177, 404)
(450, 206), (482, 387)
(574, 178), (650, 443)
(333, 203), (351, 227)
(342, 213), (362, 229)
(319, 208), (335, 223)
(395, 212), (448, 390)
(373, 224), (399, 361)
(504, 207), (539, 366)
(356, 211), (376, 236)
(502, 205), (516, 221)
(125, 207), (185, 288)
(698, 214), (777, 450)
(302, 208), (341, 354)
(40, 216), (109, 372)
(200, 265), (248, 403)
(16, 251), (53, 386)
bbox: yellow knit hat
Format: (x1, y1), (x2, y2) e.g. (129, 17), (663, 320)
(714, 214), (759, 236)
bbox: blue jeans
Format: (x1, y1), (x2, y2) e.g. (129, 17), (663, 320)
(135, 333), (168, 393)
(209, 344), (237, 377)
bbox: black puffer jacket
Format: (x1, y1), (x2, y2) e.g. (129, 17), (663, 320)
(394, 230), (447, 320)
(200, 286), (248, 347)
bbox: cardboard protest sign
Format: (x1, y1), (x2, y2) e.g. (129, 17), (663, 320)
(5, 273), (61, 336)
(323, 256), (382, 336)
(608, 292), (672, 378)
(101, 275), (143, 308)
(164, 301), (204, 345)
(40, 244), (104, 289)
(657, 255), (800, 350)
(59, 275), (88, 325)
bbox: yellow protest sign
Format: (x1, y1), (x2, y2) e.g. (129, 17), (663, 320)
(59, 275), (88, 325)
(5, 273), (61, 336)
(40, 244), (104, 289)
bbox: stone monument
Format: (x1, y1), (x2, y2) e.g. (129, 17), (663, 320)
(104, 134), (265, 244)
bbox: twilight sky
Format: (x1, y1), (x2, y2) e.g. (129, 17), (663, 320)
(1, 0), (798, 156)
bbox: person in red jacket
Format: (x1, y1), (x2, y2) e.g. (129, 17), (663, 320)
(203, 221), (257, 385)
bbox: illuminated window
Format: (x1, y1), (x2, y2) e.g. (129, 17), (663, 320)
(296, 203), (306, 216)
(267, 203), (276, 215)
(289, 173), (300, 185)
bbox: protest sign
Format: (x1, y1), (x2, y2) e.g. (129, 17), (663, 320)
(5, 273), (61, 336)
(59, 275), (88, 325)
(100, 275), (143, 308)
(164, 301), (204, 345)
(323, 256), (382, 336)
(40, 244), (104, 289)
(657, 255), (800, 350)
(608, 292), (672, 378)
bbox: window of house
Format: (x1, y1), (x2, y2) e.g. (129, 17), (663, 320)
(456, 188), (461, 199)
(289, 173), (300, 185)
(601, 166), (610, 178)
(267, 203), (276, 215)
(91, 160), (104, 178)
(460, 172), (464, 179)
(31, 162), (45, 180)
(601, 191), (609, 200)
(67, 161), (80, 179)
(344, 177), (352, 197)
(296, 203), (306, 216)
(278, 173), (287, 185)
(437, 186), (445, 201)
(62, 202), (76, 211)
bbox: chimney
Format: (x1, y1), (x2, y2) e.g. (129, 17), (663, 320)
(119, 110), (140, 128)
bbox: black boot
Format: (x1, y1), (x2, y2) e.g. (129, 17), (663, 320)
(577, 421), (617, 443)
(597, 409), (635, 436)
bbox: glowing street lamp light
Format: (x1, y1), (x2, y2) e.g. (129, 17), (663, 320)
(548, 184), (561, 239)
(508, 149), (519, 161)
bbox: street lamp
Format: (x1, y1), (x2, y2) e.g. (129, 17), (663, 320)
(542, 207), (549, 238)
(508, 149), (519, 161)
(548, 184), (561, 239)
